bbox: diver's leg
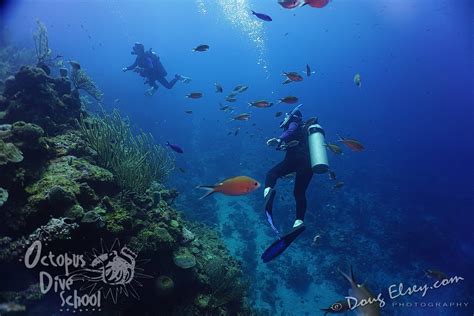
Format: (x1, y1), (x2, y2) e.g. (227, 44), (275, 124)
(264, 160), (293, 195)
(264, 160), (295, 234)
(145, 79), (159, 96)
(156, 76), (178, 89)
(293, 167), (313, 226)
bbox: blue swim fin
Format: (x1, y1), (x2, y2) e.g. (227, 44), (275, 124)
(261, 226), (306, 263)
(264, 188), (279, 235)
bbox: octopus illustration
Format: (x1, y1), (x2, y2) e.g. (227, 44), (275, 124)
(68, 239), (151, 303)
(91, 246), (137, 286)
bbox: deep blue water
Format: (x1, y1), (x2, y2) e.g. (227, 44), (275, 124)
(2, 0), (473, 315)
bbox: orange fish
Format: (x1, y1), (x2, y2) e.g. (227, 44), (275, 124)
(197, 176), (261, 199)
(337, 134), (365, 152)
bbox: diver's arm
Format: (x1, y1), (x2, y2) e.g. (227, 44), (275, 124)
(279, 122), (298, 141)
(267, 122), (298, 147)
(124, 57), (139, 71)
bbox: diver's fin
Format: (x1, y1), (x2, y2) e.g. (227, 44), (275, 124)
(196, 186), (216, 199)
(261, 226), (306, 263)
(264, 188), (278, 235)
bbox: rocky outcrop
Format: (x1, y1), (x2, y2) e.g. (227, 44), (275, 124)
(0, 66), (252, 315)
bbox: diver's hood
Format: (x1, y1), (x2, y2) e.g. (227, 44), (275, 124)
(280, 104), (303, 128)
(131, 42), (144, 55)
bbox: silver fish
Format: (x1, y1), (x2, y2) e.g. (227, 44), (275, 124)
(339, 267), (381, 316)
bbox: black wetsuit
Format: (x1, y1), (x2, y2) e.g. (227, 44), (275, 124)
(126, 51), (178, 90)
(265, 118), (313, 221)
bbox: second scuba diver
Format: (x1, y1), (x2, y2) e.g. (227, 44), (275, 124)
(264, 105), (313, 232)
(261, 104), (330, 262)
(122, 42), (184, 96)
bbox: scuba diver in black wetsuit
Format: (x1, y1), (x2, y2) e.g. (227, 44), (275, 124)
(261, 105), (331, 263)
(264, 105), (315, 231)
(122, 42), (183, 96)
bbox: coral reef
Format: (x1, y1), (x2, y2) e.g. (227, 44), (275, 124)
(33, 20), (51, 68)
(205, 258), (248, 309)
(173, 247), (197, 269)
(70, 65), (103, 101)
(0, 187), (7, 207)
(0, 139), (23, 165)
(78, 110), (174, 193)
(1, 66), (82, 134)
(0, 65), (252, 315)
(155, 275), (175, 296)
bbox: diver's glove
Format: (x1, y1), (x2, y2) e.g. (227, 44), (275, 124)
(266, 138), (281, 147)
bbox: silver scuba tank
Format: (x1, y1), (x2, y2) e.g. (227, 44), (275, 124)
(307, 124), (329, 174)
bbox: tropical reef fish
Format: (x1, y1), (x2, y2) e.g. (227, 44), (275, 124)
(234, 127), (240, 136)
(215, 83), (223, 93)
(425, 269), (447, 281)
(278, 96), (299, 104)
(193, 44), (209, 52)
(337, 134), (365, 152)
(186, 92), (203, 99)
(325, 143), (343, 154)
(333, 181), (344, 190)
(166, 141), (184, 154)
(282, 72), (303, 84)
(338, 267), (381, 316)
(304, 0), (330, 8)
(354, 73), (362, 87)
(320, 299), (350, 315)
(184, 110), (193, 114)
(249, 100), (273, 108)
(232, 113), (251, 121)
(226, 97), (237, 102)
(305, 64), (315, 77)
(278, 0), (305, 9)
(237, 85), (248, 93)
(275, 111), (283, 117)
(233, 84), (246, 92)
(311, 234), (321, 247)
(304, 116), (318, 127)
(197, 176), (261, 199)
(220, 105), (234, 112)
(328, 170), (337, 180)
(252, 10), (272, 22)
(114, 98), (120, 104)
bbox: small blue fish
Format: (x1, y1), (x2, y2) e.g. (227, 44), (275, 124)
(166, 141), (184, 154)
(251, 10), (272, 22)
